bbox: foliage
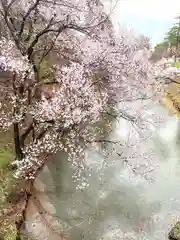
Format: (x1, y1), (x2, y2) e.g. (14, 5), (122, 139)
(155, 15), (180, 57)
(164, 25), (180, 47)
(175, 62), (180, 68)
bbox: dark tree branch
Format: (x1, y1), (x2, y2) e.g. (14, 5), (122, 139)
(39, 31), (60, 65)
(18, 0), (41, 39)
(5, 0), (17, 11)
(12, 74), (23, 159)
(20, 119), (55, 147)
(106, 111), (136, 123)
(27, 13), (112, 61)
(13, 122), (23, 159)
(0, 1), (25, 54)
(44, 0), (89, 12)
(35, 126), (50, 141)
(81, 136), (123, 145)
(27, 24), (67, 61)
(93, 139), (123, 144)
(165, 77), (180, 85)
(155, 76), (180, 85)
(20, 122), (35, 147)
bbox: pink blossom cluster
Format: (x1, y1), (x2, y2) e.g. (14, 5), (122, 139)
(0, 37), (31, 75)
(32, 62), (108, 128)
(12, 131), (61, 179)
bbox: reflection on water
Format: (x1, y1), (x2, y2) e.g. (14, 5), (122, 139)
(39, 100), (180, 239)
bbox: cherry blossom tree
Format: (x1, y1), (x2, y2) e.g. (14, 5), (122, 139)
(0, 0), (156, 238)
(0, 0), (155, 177)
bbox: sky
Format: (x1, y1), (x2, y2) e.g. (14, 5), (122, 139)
(103, 0), (180, 46)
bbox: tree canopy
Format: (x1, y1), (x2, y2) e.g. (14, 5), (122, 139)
(154, 15), (180, 58)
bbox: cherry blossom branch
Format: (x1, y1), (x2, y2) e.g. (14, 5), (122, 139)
(4, 0), (17, 11)
(27, 25), (68, 60)
(20, 119), (55, 148)
(0, 2), (22, 52)
(43, 0), (89, 12)
(38, 31), (60, 65)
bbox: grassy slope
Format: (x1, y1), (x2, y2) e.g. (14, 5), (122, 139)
(0, 135), (17, 239)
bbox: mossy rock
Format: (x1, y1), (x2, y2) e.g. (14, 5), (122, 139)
(169, 221), (180, 240)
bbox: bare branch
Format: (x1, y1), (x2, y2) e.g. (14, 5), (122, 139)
(161, 76), (180, 85)
(0, 1), (19, 45)
(106, 111), (136, 123)
(118, 97), (152, 102)
(92, 139), (123, 144)
(81, 136), (123, 145)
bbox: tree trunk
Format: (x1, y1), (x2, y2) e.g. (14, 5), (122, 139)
(13, 122), (22, 160)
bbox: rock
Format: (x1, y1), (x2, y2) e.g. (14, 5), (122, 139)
(169, 222), (180, 240)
